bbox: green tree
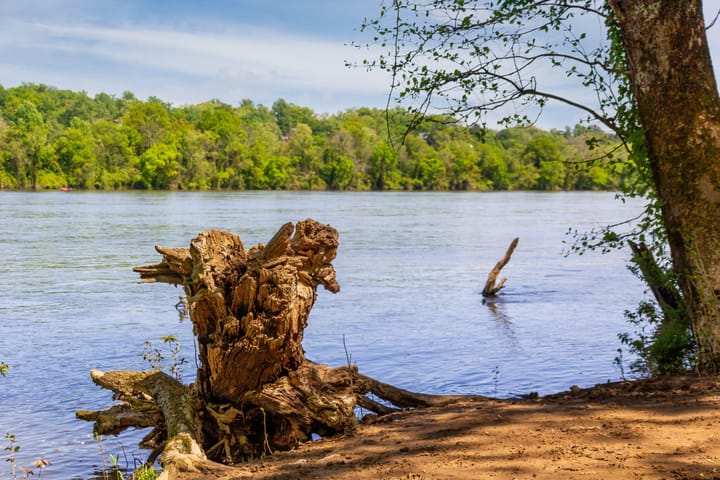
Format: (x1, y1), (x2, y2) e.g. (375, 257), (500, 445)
(272, 99), (316, 136)
(476, 143), (510, 190)
(175, 125), (216, 190)
(7, 101), (49, 189)
(122, 100), (172, 154)
(262, 155), (292, 189)
(440, 139), (481, 190)
(523, 137), (566, 190)
(139, 142), (181, 189)
(57, 91), (96, 127)
(339, 110), (380, 172)
(0, 84), (636, 194)
(195, 102), (249, 185)
(0, 117), (17, 188)
(417, 153), (446, 190)
(92, 92), (124, 121)
(54, 118), (96, 187)
(364, 0), (720, 372)
(368, 143), (401, 190)
(397, 133), (432, 189)
(92, 120), (139, 189)
(287, 123), (321, 189)
(320, 148), (354, 190)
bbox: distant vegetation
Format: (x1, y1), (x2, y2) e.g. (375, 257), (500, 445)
(0, 83), (629, 191)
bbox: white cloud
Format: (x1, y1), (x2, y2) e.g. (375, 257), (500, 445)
(0, 22), (387, 95)
(0, 13), (389, 111)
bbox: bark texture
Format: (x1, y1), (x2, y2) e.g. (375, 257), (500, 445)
(609, 0), (720, 372)
(482, 238), (519, 297)
(79, 219), (477, 477)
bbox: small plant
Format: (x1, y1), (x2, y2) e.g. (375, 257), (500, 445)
(3, 433), (52, 479)
(131, 463), (159, 480)
(620, 298), (695, 376)
(491, 365), (500, 396)
(614, 347), (627, 380)
(108, 453), (124, 480)
(17, 465), (33, 479)
(142, 336), (186, 380)
(95, 433), (109, 480)
(31, 458), (51, 478)
(162, 335), (186, 380)
(142, 341), (164, 371)
(4, 432), (19, 479)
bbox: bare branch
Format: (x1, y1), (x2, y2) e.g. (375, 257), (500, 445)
(517, 88), (620, 134)
(707, 8), (720, 30)
(483, 238), (519, 297)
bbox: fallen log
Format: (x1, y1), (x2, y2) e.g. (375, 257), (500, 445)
(78, 219), (483, 478)
(482, 237), (519, 297)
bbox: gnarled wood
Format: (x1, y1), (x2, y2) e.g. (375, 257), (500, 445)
(77, 369), (229, 478)
(355, 373), (479, 409)
(79, 219), (483, 478)
(482, 237), (519, 297)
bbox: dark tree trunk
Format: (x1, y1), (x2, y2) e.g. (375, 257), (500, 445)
(79, 219), (479, 477)
(609, 0), (720, 373)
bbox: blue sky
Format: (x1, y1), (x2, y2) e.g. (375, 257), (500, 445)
(0, 1), (389, 114)
(1, 1), (719, 130)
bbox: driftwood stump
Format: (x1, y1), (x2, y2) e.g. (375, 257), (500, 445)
(78, 219), (476, 478)
(482, 238), (519, 297)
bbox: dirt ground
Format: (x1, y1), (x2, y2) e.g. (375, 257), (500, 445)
(188, 375), (720, 480)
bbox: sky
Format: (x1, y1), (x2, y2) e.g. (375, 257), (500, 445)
(1, 1), (719, 130)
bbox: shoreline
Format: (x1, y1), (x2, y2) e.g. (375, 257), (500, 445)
(179, 375), (720, 480)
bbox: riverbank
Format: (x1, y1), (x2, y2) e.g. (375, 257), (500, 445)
(184, 375), (720, 480)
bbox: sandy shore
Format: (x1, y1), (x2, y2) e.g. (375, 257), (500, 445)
(179, 375), (720, 480)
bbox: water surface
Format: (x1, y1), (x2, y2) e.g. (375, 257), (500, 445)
(0, 191), (645, 478)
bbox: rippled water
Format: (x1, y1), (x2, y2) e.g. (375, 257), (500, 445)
(0, 191), (645, 478)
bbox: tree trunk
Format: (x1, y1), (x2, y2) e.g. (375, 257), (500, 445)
(79, 219), (479, 476)
(608, 0), (720, 373)
(627, 240), (683, 316)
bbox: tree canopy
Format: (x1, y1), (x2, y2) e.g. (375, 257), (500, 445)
(0, 83), (627, 191)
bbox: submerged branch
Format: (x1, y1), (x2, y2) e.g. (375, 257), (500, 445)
(483, 238), (519, 297)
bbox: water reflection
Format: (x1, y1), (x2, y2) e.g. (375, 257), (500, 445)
(483, 298), (517, 346)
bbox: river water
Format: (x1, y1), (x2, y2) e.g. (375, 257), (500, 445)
(0, 191), (645, 478)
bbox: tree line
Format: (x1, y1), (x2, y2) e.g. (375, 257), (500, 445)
(0, 83), (628, 191)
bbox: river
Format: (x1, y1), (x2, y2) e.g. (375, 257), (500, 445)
(0, 191), (645, 478)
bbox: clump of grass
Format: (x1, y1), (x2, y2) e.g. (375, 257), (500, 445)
(130, 463), (159, 480)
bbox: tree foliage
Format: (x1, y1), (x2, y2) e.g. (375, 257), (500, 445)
(361, 1), (619, 131)
(359, 0), (716, 374)
(0, 83), (627, 192)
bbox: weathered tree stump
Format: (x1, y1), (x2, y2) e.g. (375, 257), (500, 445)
(78, 219), (476, 478)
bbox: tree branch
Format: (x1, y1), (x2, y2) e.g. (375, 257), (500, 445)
(483, 238), (519, 297)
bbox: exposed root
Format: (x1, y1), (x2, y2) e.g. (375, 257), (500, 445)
(78, 220), (487, 478)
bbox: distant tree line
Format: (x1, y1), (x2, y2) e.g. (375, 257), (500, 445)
(0, 83), (629, 191)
